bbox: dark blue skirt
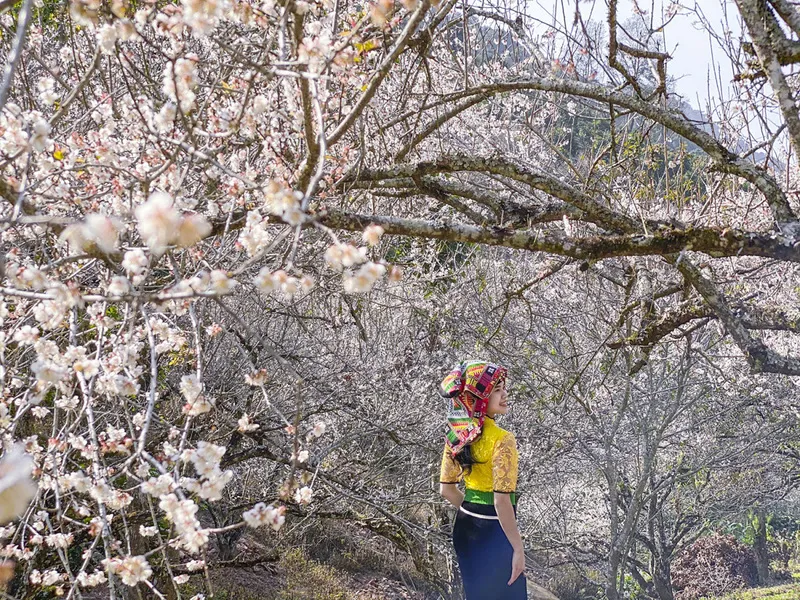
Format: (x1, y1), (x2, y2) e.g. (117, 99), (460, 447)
(452, 502), (527, 600)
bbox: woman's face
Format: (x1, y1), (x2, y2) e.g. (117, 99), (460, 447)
(486, 380), (509, 417)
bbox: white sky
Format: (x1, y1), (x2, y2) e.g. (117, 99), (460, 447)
(527, 1), (741, 108)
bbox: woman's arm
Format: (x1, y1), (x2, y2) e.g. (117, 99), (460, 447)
(439, 442), (463, 507)
(439, 483), (464, 508)
(492, 432), (525, 584)
(494, 492), (525, 584)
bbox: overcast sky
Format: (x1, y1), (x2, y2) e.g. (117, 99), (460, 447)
(526, 1), (741, 108)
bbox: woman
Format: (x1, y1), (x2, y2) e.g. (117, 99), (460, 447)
(439, 360), (526, 600)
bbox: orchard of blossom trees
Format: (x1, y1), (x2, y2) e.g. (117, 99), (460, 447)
(2, 0), (800, 598)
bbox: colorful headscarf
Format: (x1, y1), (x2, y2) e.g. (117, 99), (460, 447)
(440, 360), (507, 455)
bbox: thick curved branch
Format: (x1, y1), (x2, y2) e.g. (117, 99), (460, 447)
(608, 0), (645, 98)
(414, 79), (796, 224)
(346, 174), (584, 224)
(769, 0), (800, 37)
(316, 209), (800, 263)
(343, 155), (641, 233)
(412, 175), (487, 224)
(608, 301), (800, 349)
(736, 0), (800, 169)
(672, 256), (800, 375)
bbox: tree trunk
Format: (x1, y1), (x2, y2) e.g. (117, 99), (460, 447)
(753, 509), (770, 585)
(652, 556), (674, 600)
(605, 552), (620, 600)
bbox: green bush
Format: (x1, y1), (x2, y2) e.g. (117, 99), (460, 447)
(277, 548), (353, 600)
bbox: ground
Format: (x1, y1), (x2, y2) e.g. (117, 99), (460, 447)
(713, 584), (800, 600)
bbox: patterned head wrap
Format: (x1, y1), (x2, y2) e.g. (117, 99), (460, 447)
(440, 360), (508, 455)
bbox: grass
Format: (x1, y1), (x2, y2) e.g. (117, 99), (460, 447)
(711, 583), (800, 599)
(277, 548), (352, 600)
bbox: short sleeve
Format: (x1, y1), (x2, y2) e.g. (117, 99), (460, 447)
(492, 433), (518, 493)
(440, 443), (463, 484)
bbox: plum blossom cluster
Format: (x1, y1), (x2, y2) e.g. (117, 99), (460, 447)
(103, 555), (152, 587)
(254, 268), (314, 299)
(182, 0), (230, 35)
(0, 103), (51, 154)
(324, 226), (401, 293)
(136, 191), (211, 254)
(163, 57), (200, 114)
(180, 373), (215, 415)
(181, 441), (233, 502)
(4, 265), (81, 331)
(61, 214), (122, 255)
(263, 181), (305, 226)
(243, 502), (286, 530)
(324, 243), (368, 271)
(158, 494), (209, 553)
(0, 0), (412, 591)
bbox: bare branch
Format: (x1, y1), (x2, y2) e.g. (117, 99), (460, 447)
(0, 0), (32, 111)
(736, 0), (800, 170)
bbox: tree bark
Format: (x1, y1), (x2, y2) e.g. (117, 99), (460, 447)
(652, 556), (674, 600)
(753, 509), (770, 585)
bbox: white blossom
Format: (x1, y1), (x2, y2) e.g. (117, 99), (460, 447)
(154, 102), (177, 132)
(179, 374), (203, 403)
(163, 58), (198, 113)
(362, 224), (384, 246)
(294, 486), (313, 505)
(30, 569), (62, 586)
(343, 262), (387, 294)
(29, 116), (51, 152)
(0, 447), (37, 524)
(183, 395), (214, 416)
(136, 192), (182, 254)
(12, 326), (39, 345)
(45, 533), (73, 548)
(243, 502), (285, 530)
(181, 0), (227, 35)
(122, 249), (148, 283)
(237, 413), (260, 432)
(104, 555), (152, 587)
(209, 270), (237, 295)
(325, 243), (367, 271)
(175, 213), (211, 248)
(141, 474), (175, 497)
(158, 494), (209, 553)
(37, 77), (58, 105)
(77, 569), (107, 588)
(107, 276), (131, 297)
(97, 24), (118, 54)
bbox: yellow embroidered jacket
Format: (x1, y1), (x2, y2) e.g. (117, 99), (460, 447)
(439, 417), (518, 499)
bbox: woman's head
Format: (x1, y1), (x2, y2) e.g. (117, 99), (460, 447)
(440, 360), (508, 455)
(486, 377), (509, 417)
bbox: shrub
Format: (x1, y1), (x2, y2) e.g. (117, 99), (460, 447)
(672, 534), (758, 600)
(278, 548), (353, 600)
(547, 565), (603, 600)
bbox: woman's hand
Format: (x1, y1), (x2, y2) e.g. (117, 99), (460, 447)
(508, 549), (525, 585)
(439, 483), (464, 508)
(495, 492), (525, 585)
